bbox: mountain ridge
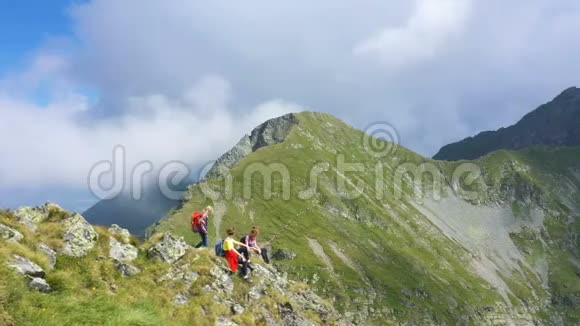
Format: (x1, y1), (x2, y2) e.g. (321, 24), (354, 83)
(150, 111), (580, 324)
(434, 87), (580, 161)
(4, 111), (578, 325)
(0, 203), (340, 325)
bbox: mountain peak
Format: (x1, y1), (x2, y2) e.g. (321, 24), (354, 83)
(558, 86), (580, 97)
(205, 113), (300, 179)
(434, 87), (580, 161)
(551, 86), (580, 108)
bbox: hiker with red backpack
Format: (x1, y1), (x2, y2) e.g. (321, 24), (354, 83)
(192, 206), (213, 248)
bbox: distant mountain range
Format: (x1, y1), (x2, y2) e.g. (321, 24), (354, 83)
(82, 183), (184, 237)
(434, 87), (580, 160)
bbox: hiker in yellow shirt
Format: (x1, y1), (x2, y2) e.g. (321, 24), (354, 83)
(222, 228), (251, 279)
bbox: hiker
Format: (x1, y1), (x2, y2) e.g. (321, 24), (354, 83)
(239, 226), (270, 264)
(192, 206), (213, 248)
(222, 228), (252, 279)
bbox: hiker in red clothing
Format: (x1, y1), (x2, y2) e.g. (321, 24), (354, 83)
(192, 206), (213, 248)
(222, 228), (252, 279)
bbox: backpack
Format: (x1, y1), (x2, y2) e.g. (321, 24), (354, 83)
(191, 212), (203, 232)
(215, 240), (225, 257)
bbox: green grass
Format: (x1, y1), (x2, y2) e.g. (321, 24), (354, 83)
(153, 112), (545, 323)
(151, 112), (580, 323)
(5, 112), (579, 324)
(0, 207), (333, 326)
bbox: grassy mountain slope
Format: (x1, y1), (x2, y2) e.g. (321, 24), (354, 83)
(150, 112), (579, 324)
(0, 206), (337, 325)
(434, 87), (580, 161)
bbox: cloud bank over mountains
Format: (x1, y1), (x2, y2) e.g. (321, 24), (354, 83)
(1, 0), (580, 208)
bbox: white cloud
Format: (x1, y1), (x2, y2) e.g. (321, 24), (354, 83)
(3, 0), (580, 209)
(0, 73), (299, 188)
(0, 51), (71, 99)
(354, 0), (472, 68)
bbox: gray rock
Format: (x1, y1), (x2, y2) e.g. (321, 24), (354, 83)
(279, 302), (315, 326)
(28, 277), (51, 293)
(114, 260), (142, 277)
(248, 286), (264, 300)
(37, 243), (57, 269)
(173, 293), (189, 305)
(157, 264), (199, 288)
(0, 223), (23, 242)
(210, 266), (234, 295)
(272, 248), (297, 261)
(8, 255), (46, 278)
(14, 202), (63, 225)
(206, 113), (298, 179)
(62, 213), (99, 257)
(216, 317), (239, 326)
(147, 232), (188, 264)
(108, 224), (131, 243)
(109, 237), (138, 262)
(18, 218), (38, 232)
(231, 303), (245, 315)
(288, 290), (333, 320)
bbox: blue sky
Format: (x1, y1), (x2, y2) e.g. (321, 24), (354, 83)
(1, 0), (580, 212)
(0, 0), (76, 72)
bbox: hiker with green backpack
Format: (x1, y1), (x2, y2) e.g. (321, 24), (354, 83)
(192, 206), (213, 248)
(216, 228), (252, 280)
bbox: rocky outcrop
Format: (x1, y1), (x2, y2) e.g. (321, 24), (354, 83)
(62, 213), (99, 257)
(201, 261), (337, 325)
(216, 317), (239, 326)
(8, 255), (46, 278)
(157, 263), (199, 288)
(147, 232), (188, 264)
(108, 224), (131, 243)
(208, 265), (234, 295)
(279, 302), (315, 326)
(205, 113), (299, 179)
(272, 248), (297, 261)
(173, 293), (189, 305)
(0, 223), (23, 242)
(114, 260), (141, 277)
(7, 255), (52, 293)
(106, 225), (140, 276)
(2, 200), (342, 324)
(14, 202), (63, 230)
(37, 243), (57, 269)
(109, 237), (138, 262)
(28, 277), (51, 293)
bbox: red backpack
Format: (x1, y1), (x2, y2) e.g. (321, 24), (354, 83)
(191, 212), (203, 232)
